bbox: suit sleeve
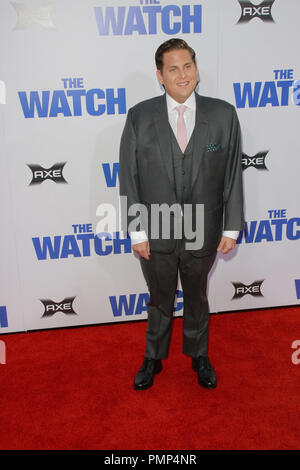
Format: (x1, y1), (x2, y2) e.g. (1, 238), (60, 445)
(119, 108), (147, 235)
(223, 106), (245, 232)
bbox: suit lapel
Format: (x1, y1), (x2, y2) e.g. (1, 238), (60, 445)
(191, 93), (209, 189)
(153, 94), (175, 190)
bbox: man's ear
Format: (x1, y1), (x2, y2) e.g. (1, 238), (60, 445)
(156, 69), (163, 86)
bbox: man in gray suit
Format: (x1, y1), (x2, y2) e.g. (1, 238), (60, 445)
(119, 39), (244, 391)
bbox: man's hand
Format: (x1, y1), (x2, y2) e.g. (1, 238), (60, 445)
(132, 241), (150, 260)
(217, 236), (236, 254)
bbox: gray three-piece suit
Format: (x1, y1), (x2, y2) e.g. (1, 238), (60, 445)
(119, 92), (244, 359)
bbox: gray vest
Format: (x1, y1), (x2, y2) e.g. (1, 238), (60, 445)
(169, 127), (195, 252)
(169, 126), (194, 206)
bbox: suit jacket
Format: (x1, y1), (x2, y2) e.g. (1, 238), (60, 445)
(119, 92), (244, 257)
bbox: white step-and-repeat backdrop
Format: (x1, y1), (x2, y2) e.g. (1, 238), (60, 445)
(0, 0), (299, 333)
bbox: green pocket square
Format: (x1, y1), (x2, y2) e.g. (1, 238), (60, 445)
(206, 143), (222, 152)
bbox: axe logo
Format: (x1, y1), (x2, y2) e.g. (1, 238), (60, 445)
(27, 163), (67, 185)
(242, 151), (269, 171)
(40, 297), (77, 317)
(237, 0), (275, 23)
(232, 280), (264, 299)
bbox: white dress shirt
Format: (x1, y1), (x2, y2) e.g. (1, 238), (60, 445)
(130, 92), (239, 245)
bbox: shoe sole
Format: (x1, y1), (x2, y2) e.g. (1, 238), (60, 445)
(133, 362), (162, 391)
(197, 379), (217, 389)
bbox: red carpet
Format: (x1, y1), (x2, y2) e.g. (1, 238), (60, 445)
(0, 307), (299, 450)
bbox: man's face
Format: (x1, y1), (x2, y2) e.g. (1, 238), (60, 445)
(156, 48), (198, 103)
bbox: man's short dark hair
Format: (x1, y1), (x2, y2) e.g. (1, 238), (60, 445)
(155, 38), (196, 72)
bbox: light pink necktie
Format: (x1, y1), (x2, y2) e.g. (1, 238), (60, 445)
(176, 105), (187, 153)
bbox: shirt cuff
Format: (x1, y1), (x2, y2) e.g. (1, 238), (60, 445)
(130, 230), (239, 244)
(130, 231), (148, 246)
(222, 230), (240, 240)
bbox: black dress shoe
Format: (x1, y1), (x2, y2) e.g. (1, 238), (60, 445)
(134, 357), (162, 391)
(192, 356), (217, 389)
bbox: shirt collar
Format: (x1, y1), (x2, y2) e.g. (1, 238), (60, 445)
(166, 92), (196, 113)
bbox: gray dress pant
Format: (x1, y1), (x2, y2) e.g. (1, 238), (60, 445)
(140, 241), (217, 359)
